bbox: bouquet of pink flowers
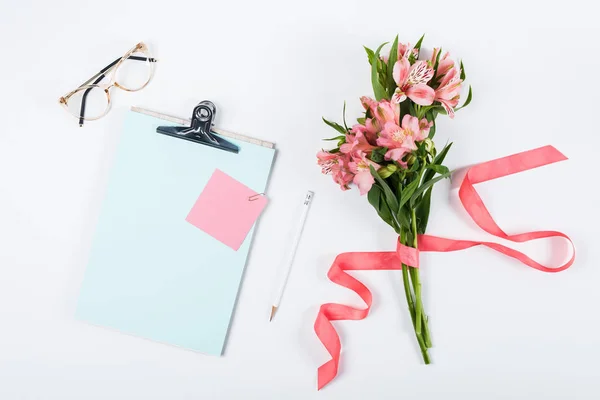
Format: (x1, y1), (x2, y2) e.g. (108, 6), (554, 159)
(317, 35), (472, 363)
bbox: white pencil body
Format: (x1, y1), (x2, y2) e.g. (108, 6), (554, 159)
(270, 191), (314, 320)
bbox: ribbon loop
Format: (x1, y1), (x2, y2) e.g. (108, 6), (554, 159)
(314, 145), (575, 390)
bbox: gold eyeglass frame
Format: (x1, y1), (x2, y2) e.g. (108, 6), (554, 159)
(58, 42), (157, 126)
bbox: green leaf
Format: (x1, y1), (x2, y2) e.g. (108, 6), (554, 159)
(397, 206), (411, 228)
(364, 46), (375, 64)
(370, 165), (399, 212)
(371, 42), (389, 101)
(357, 117), (366, 125)
(434, 47), (442, 70)
(395, 174), (402, 198)
(415, 187), (432, 234)
(410, 170), (452, 208)
(342, 101), (349, 131)
(323, 135), (345, 141)
(455, 86), (473, 111)
(369, 147), (387, 163)
(413, 34), (425, 52)
(367, 185), (393, 228)
(399, 177), (420, 208)
(410, 34), (425, 62)
(428, 117), (436, 139)
(387, 35), (399, 97)
(367, 184), (380, 208)
(419, 105), (446, 115)
(322, 117), (347, 134)
(411, 143), (453, 209)
(425, 164), (450, 175)
(423, 142), (452, 183)
(408, 158), (420, 172)
(378, 193), (393, 224)
(460, 60), (466, 80)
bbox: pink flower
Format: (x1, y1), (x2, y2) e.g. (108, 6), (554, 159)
(392, 58), (435, 106)
(317, 150), (340, 174)
(434, 65), (463, 118)
(360, 96), (378, 111)
(373, 100), (400, 125)
(348, 152), (380, 195)
(351, 123), (378, 146)
(317, 151), (354, 191)
(376, 115), (429, 161)
(340, 131), (376, 154)
(430, 48), (440, 65)
(434, 51), (454, 79)
(333, 167), (354, 191)
(361, 100), (400, 137)
(419, 118), (433, 138)
(382, 42), (417, 63)
(397, 42), (418, 59)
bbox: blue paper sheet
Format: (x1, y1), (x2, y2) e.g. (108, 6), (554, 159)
(76, 110), (275, 355)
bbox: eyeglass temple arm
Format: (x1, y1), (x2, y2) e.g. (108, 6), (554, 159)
(78, 56), (157, 126)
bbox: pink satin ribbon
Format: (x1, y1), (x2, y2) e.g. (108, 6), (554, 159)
(314, 145), (575, 390)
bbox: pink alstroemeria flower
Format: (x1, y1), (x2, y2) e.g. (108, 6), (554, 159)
(376, 115), (429, 161)
(358, 100), (401, 140)
(340, 130), (376, 154)
(419, 118), (433, 137)
(392, 58), (435, 106)
(351, 123), (378, 146)
(381, 42), (418, 63)
(348, 152), (380, 195)
(373, 100), (400, 125)
(433, 50), (454, 79)
(360, 96), (378, 111)
(317, 151), (353, 190)
(434, 65), (463, 118)
(397, 42), (418, 59)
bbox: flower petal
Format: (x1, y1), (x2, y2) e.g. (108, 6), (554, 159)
(360, 96), (377, 111)
(439, 99), (456, 119)
(407, 61), (434, 86)
(406, 84), (435, 106)
(392, 58), (410, 86)
(401, 135), (417, 150)
(376, 136), (396, 148)
(401, 114), (420, 134)
(436, 58), (454, 79)
(339, 143), (352, 154)
(385, 148), (408, 161)
(392, 91), (407, 104)
(353, 170), (375, 195)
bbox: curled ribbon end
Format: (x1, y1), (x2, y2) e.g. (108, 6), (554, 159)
(543, 144), (568, 161)
(317, 361), (337, 391)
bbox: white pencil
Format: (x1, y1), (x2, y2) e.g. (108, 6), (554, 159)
(269, 190), (314, 321)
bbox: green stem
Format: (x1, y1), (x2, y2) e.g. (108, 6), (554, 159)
(400, 228), (416, 325)
(422, 314), (432, 348)
(400, 226), (430, 364)
(409, 209), (432, 349)
(411, 210), (423, 337)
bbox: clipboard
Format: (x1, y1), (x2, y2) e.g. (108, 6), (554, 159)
(76, 102), (276, 355)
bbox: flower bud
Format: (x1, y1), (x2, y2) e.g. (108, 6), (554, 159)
(406, 154), (417, 166)
(424, 138), (434, 153)
(378, 164), (397, 179)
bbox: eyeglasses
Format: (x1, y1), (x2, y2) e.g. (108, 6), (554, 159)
(59, 42), (157, 127)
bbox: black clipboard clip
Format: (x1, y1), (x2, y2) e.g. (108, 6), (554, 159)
(156, 101), (239, 154)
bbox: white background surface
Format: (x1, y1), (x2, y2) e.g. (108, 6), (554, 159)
(0, 1), (598, 399)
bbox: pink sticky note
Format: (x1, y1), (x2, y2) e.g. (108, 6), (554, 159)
(186, 169), (268, 250)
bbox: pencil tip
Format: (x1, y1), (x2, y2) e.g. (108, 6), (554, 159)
(269, 305), (277, 322)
